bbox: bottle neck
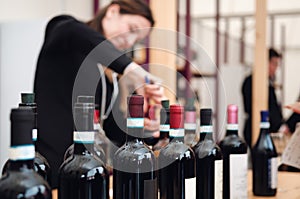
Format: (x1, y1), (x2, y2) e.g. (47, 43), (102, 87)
(199, 125), (213, 141)
(159, 124), (170, 139)
(73, 131), (94, 155)
(258, 122), (270, 137)
(126, 118), (144, 143)
(9, 159), (34, 171)
(32, 129), (38, 147)
(226, 123), (239, 136)
(169, 128), (184, 143)
(8, 144), (35, 171)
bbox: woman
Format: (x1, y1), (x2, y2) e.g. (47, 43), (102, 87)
(34, 0), (164, 188)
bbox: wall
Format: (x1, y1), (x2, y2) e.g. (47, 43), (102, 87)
(0, 0), (93, 171)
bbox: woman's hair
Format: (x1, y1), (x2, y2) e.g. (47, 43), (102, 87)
(87, 0), (155, 34)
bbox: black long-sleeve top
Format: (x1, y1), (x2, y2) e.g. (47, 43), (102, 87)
(241, 75), (284, 145)
(34, 15), (132, 188)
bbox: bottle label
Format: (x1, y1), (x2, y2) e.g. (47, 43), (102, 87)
(227, 124), (238, 131)
(94, 123), (100, 131)
(184, 123), (196, 130)
(9, 144), (35, 161)
(185, 177), (196, 199)
(268, 157), (278, 189)
(169, 128), (184, 137)
(160, 124), (170, 132)
(32, 128), (38, 141)
(127, 118), (144, 128)
(214, 160), (223, 199)
(200, 125), (213, 133)
(144, 178), (158, 199)
(229, 154), (248, 199)
(260, 122), (270, 129)
(74, 131), (94, 143)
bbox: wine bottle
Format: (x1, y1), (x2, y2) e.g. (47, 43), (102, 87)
(153, 100), (170, 157)
(113, 95), (157, 199)
(58, 102), (109, 199)
(0, 108), (51, 198)
(193, 108), (223, 199)
(252, 110), (278, 196)
(219, 104), (248, 199)
(2, 93), (52, 186)
(63, 96), (106, 163)
(184, 98), (197, 147)
(159, 105), (196, 199)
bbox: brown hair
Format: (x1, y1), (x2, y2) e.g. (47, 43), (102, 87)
(87, 0), (155, 34)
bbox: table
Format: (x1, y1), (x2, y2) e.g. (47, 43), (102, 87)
(52, 171), (300, 199)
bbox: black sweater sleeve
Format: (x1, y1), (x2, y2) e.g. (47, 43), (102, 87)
(52, 15), (132, 74)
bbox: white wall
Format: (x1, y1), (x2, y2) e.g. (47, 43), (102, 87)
(0, 0), (93, 171)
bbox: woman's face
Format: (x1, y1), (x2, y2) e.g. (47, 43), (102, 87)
(102, 4), (152, 50)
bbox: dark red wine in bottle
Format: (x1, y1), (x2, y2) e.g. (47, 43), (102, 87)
(193, 108), (223, 199)
(113, 95), (157, 199)
(159, 105), (196, 199)
(219, 104), (248, 199)
(184, 98), (197, 147)
(153, 100), (170, 157)
(58, 102), (109, 199)
(252, 110), (277, 196)
(2, 93), (52, 186)
(0, 108), (51, 198)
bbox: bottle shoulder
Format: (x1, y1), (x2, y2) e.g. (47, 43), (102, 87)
(220, 134), (248, 152)
(194, 140), (222, 159)
(159, 141), (195, 160)
(60, 154), (107, 176)
(114, 142), (156, 162)
(0, 170), (51, 198)
(253, 134), (277, 156)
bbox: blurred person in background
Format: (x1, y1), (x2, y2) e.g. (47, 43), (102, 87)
(34, 0), (165, 188)
(242, 48), (285, 147)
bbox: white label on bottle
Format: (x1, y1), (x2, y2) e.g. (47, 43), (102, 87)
(229, 154), (248, 199)
(32, 129), (38, 141)
(184, 123), (196, 130)
(160, 124), (170, 132)
(227, 124), (238, 131)
(214, 160), (223, 199)
(260, 122), (270, 129)
(169, 129), (184, 137)
(9, 145), (35, 160)
(127, 118), (144, 128)
(269, 157), (278, 189)
(200, 125), (213, 133)
(74, 131), (94, 143)
(94, 123), (100, 131)
(185, 177), (196, 199)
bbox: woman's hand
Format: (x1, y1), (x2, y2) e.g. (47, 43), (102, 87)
(285, 102), (300, 114)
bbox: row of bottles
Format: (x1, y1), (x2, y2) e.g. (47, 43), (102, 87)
(0, 93), (278, 199)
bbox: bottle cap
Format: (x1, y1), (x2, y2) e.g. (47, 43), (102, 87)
(161, 100), (169, 109)
(74, 103), (94, 131)
(227, 104), (238, 124)
(260, 110), (269, 122)
(160, 100), (170, 125)
(127, 95), (144, 118)
(10, 107), (34, 146)
(21, 93), (35, 104)
(200, 108), (212, 125)
(170, 105), (184, 129)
